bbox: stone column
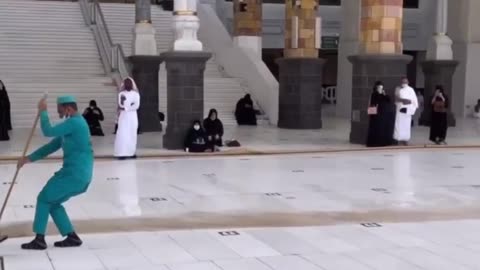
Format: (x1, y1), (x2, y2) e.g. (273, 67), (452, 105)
(129, 56), (164, 132)
(348, 0), (412, 144)
(160, 52), (211, 150)
(276, 0), (325, 129)
(133, 0), (157, 55)
(420, 0), (458, 127)
(336, 0), (361, 118)
(233, 0), (262, 57)
(160, 0), (211, 150)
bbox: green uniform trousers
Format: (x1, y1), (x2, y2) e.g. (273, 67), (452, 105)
(33, 171), (90, 236)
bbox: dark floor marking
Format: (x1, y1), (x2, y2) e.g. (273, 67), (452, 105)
(219, 231), (239, 236)
(371, 188), (389, 193)
(383, 154), (394, 157)
(163, 161), (174, 164)
(361, 223), (382, 228)
(371, 168), (385, 171)
(2, 182), (16, 185)
(292, 170), (304, 173)
(451, 166), (464, 169)
(265, 193), (282, 196)
(23, 205), (34, 209)
(239, 159), (250, 161)
(106, 177), (119, 181)
(150, 197), (167, 202)
(285, 196), (296, 200)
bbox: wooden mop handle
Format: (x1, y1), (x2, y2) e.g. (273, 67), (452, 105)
(0, 93), (47, 221)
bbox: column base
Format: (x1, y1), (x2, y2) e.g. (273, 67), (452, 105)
(419, 60), (459, 127)
(129, 55), (164, 132)
(348, 54), (412, 145)
(276, 57), (326, 129)
(233, 36), (262, 58)
(160, 51), (212, 150)
(133, 23), (158, 55)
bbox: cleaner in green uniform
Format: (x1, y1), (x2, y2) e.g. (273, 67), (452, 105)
(17, 95), (94, 250)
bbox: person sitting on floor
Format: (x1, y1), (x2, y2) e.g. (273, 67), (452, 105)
(83, 100), (105, 136)
(184, 120), (212, 153)
(203, 108), (224, 151)
(235, 94), (257, 126)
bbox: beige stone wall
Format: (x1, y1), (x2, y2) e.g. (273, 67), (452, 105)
(233, 0), (262, 36)
(284, 0), (318, 58)
(360, 0), (404, 54)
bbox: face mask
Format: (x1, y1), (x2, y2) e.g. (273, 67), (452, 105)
(194, 125), (200, 130)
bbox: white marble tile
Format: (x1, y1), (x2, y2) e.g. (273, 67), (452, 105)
(47, 248), (105, 270)
(94, 247), (154, 269)
(287, 227), (358, 254)
(259, 255), (323, 270)
(207, 230), (281, 258)
(168, 231), (240, 261)
(301, 253), (373, 270)
(128, 232), (197, 265)
(166, 261), (222, 270)
(248, 228), (319, 255)
(3, 253), (54, 270)
(346, 249), (424, 270)
(385, 247), (473, 270)
(214, 258), (272, 270)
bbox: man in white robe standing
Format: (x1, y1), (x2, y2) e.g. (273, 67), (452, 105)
(114, 77), (140, 159)
(394, 78), (418, 146)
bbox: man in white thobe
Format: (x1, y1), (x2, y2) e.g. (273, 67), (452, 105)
(114, 77), (140, 159)
(394, 78), (418, 145)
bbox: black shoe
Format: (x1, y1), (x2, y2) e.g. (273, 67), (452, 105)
(21, 235), (47, 250)
(54, 233), (82, 248)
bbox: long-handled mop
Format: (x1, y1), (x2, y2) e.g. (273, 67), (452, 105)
(0, 94), (47, 243)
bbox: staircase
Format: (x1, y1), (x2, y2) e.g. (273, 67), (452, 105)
(0, 0), (117, 129)
(100, 3), (251, 125)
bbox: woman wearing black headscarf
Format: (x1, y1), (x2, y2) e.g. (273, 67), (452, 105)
(235, 94), (257, 125)
(83, 100), (105, 136)
(184, 120), (212, 153)
(366, 81), (395, 147)
(0, 80), (12, 141)
(204, 108), (224, 149)
(429, 85), (449, 145)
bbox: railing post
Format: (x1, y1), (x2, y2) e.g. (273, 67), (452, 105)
(91, 3), (96, 24)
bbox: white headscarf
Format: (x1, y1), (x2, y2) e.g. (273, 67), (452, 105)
(119, 76), (139, 92)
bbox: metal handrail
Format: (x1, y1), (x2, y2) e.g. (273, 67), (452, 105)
(79, 0), (130, 87)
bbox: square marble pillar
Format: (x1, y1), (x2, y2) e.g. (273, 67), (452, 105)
(276, 58), (326, 129)
(419, 60), (458, 127)
(160, 51), (212, 150)
(348, 54), (412, 144)
(129, 55), (164, 132)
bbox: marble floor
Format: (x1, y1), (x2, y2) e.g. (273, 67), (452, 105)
(2, 115), (480, 159)
(1, 149), (480, 268)
(3, 220), (480, 270)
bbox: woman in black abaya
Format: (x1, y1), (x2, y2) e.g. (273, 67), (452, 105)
(366, 81), (395, 147)
(0, 80), (12, 141)
(235, 94), (257, 125)
(429, 85), (449, 145)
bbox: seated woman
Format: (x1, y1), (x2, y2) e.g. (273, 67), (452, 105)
(184, 120), (212, 153)
(235, 94), (257, 125)
(83, 100), (105, 136)
(204, 109), (224, 150)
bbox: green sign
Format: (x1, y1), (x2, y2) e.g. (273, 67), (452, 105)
(321, 36), (339, 50)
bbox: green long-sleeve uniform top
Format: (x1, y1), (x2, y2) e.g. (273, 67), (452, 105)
(28, 111), (94, 182)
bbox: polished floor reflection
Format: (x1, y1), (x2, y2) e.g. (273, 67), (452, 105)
(1, 149), (480, 269)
